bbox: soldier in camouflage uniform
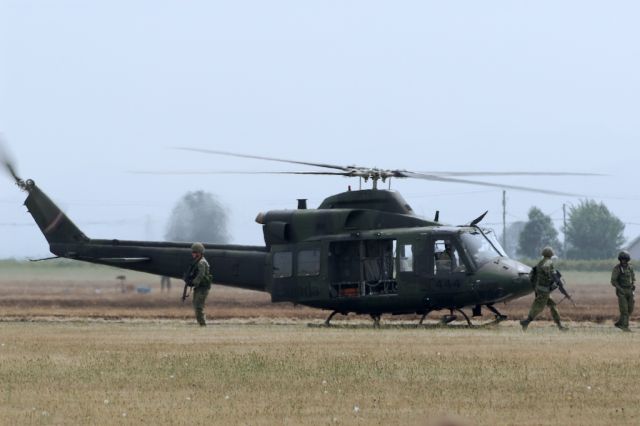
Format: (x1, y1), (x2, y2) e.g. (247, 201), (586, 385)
(187, 242), (212, 326)
(611, 250), (635, 332)
(520, 247), (568, 331)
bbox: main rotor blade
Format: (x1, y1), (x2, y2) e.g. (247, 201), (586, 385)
(417, 171), (605, 177)
(166, 147), (599, 196)
(130, 170), (350, 176)
(173, 147), (352, 172)
(399, 171), (586, 197)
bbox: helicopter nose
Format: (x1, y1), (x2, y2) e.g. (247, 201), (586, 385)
(511, 260), (533, 292)
(513, 260), (532, 276)
(473, 258), (533, 301)
(490, 258), (532, 291)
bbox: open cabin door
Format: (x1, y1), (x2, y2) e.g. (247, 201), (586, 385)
(328, 239), (397, 298)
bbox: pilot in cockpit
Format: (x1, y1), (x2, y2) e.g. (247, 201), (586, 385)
(435, 241), (458, 272)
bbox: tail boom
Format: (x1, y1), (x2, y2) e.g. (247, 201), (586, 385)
(22, 180), (268, 292)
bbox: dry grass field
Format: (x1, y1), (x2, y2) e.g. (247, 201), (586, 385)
(1, 262), (639, 425)
(1, 321), (640, 425)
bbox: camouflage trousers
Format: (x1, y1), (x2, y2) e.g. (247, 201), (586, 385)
(192, 287), (210, 326)
(616, 287), (634, 328)
(527, 290), (562, 324)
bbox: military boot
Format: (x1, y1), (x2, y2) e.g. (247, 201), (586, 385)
(520, 318), (531, 331)
(555, 322), (569, 332)
(615, 323), (631, 332)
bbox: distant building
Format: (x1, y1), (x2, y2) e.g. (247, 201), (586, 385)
(625, 236), (640, 260)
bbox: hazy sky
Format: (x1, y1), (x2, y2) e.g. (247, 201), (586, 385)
(1, 1), (639, 259)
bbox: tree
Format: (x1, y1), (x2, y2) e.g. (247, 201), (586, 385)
(165, 191), (230, 243)
(500, 221), (526, 258)
(518, 207), (561, 258)
(564, 200), (625, 259)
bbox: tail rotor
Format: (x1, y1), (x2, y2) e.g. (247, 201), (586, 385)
(0, 135), (28, 190)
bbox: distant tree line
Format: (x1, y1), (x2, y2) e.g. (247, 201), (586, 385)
(502, 200), (625, 260)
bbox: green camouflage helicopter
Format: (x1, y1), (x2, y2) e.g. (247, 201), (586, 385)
(4, 146), (593, 326)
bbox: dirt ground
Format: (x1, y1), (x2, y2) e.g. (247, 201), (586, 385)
(0, 268), (632, 324)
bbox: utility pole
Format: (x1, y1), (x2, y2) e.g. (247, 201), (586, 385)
(563, 203), (567, 255)
(502, 190), (507, 248)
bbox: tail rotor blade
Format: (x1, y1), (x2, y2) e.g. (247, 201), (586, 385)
(0, 136), (23, 184)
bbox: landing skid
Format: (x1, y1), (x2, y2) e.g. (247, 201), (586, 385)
(309, 317), (505, 329)
(425, 306), (506, 328)
(315, 311), (383, 328)
(439, 313), (458, 325)
(316, 305), (508, 328)
(436, 309), (472, 326)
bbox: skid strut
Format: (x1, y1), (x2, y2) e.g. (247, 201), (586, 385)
(370, 314), (381, 328)
(324, 310), (339, 326)
(418, 309), (433, 325)
(455, 309), (473, 326)
(486, 304), (508, 322)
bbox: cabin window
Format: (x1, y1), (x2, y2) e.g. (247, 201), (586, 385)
(298, 249), (320, 276)
(273, 252), (293, 278)
(391, 240), (398, 278)
(433, 239), (466, 274)
(398, 244), (413, 272)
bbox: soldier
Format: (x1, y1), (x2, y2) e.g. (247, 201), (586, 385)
(160, 275), (171, 292)
(520, 246), (568, 331)
(186, 242), (212, 326)
(611, 250), (635, 332)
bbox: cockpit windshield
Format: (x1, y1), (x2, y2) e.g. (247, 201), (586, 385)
(482, 229), (507, 257)
(459, 229), (506, 267)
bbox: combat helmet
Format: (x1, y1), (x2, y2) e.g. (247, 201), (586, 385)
(618, 250), (631, 262)
(541, 246), (554, 258)
(191, 242), (205, 254)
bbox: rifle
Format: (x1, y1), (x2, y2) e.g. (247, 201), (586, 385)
(551, 270), (576, 306)
(181, 265), (197, 302)
(181, 277), (192, 302)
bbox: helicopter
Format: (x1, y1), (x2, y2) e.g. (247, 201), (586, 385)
(4, 146), (595, 326)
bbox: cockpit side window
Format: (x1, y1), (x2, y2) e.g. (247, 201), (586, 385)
(433, 239), (466, 274)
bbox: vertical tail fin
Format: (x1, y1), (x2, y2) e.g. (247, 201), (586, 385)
(22, 179), (88, 244)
